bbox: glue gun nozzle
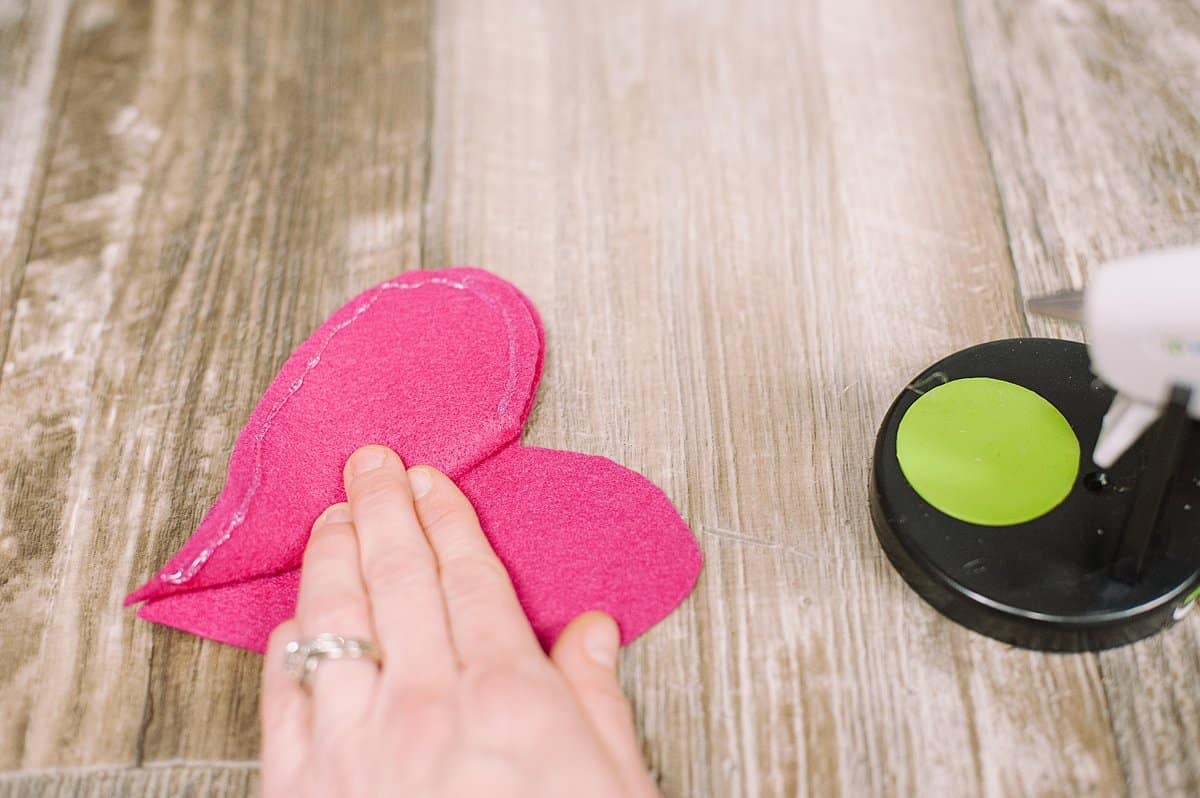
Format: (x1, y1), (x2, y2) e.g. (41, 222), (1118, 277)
(1094, 394), (1159, 468)
(1026, 290), (1086, 323)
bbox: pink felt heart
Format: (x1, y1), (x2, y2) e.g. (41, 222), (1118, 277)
(127, 268), (701, 652)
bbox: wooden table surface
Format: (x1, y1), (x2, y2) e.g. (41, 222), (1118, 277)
(2, 1), (1198, 795)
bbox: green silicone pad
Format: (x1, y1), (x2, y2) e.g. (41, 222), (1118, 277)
(896, 377), (1080, 526)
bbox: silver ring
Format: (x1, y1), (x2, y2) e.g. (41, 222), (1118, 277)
(284, 633), (381, 686)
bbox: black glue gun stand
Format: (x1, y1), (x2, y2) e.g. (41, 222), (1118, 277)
(871, 338), (1200, 652)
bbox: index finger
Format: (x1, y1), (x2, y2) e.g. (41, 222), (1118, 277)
(343, 446), (456, 685)
(407, 466), (542, 665)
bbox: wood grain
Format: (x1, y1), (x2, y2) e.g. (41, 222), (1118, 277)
(0, 762), (259, 798)
(423, 1), (1127, 795)
(962, 2), (1200, 795)
(0, 0), (1197, 795)
(0, 0), (70, 372)
(0, 0), (430, 779)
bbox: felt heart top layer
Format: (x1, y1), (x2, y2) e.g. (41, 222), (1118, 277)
(127, 268), (701, 651)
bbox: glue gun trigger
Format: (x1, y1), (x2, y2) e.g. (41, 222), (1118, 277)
(1093, 393), (1160, 469)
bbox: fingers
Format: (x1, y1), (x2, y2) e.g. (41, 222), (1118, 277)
(408, 465), (542, 665)
(261, 619), (308, 796)
(551, 613), (659, 797)
(344, 446), (455, 684)
(295, 503), (378, 722)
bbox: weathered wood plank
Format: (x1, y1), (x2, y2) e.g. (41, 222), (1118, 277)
(0, 0), (71, 367)
(961, 2), (1200, 795)
(960, 0), (1200, 339)
(0, 0), (430, 785)
(0, 762), (259, 798)
(425, 1), (1124, 795)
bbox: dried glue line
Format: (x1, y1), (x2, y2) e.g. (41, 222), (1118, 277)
(160, 275), (523, 585)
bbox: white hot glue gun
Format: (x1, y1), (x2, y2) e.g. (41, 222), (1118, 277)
(1028, 247), (1200, 468)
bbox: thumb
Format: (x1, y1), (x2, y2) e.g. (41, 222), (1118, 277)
(551, 612), (660, 797)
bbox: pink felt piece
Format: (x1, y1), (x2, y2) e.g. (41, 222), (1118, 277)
(127, 268), (701, 652)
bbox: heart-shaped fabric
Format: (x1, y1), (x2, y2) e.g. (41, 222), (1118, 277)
(126, 268), (702, 652)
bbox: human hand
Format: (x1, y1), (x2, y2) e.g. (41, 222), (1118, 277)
(260, 445), (661, 798)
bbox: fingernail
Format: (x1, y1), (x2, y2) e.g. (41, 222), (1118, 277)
(584, 617), (619, 667)
(408, 467), (433, 499)
(321, 503), (352, 524)
(348, 446), (390, 476)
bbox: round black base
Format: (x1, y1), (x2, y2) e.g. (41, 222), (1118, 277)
(871, 339), (1200, 652)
